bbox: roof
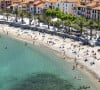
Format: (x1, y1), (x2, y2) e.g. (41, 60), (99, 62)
(0, 0), (11, 1)
(86, 2), (96, 7)
(29, 4), (33, 8)
(46, 0), (63, 3)
(77, 4), (86, 8)
(66, 0), (78, 3)
(28, 0), (45, 8)
(6, 3), (17, 8)
(77, 1), (100, 8)
(37, 3), (44, 8)
(34, 0), (45, 5)
(12, 0), (22, 3)
(93, 6), (100, 10)
(34, 1), (42, 4)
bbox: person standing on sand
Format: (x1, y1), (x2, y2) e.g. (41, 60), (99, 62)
(33, 41), (35, 45)
(74, 57), (77, 63)
(98, 78), (100, 82)
(7, 31), (8, 35)
(72, 65), (75, 70)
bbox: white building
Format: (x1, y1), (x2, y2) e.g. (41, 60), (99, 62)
(44, 0), (78, 15)
(28, 0), (45, 15)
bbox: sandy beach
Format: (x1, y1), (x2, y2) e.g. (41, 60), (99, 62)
(0, 24), (100, 89)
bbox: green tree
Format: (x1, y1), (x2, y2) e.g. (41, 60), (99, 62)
(46, 9), (53, 17)
(56, 11), (67, 29)
(27, 12), (33, 25)
(45, 16), (51, 29)
(20, 12), (25, 24)
(64, 20), (73, 34)
(5, 13), (10, 21)
(64, 14), (76, 34)
(87, 20), (97, 40)
(76, 17), (86, 35)
(13, 8), (19, 22)
(37, 15), (41, 26)
(54, 20), (61, 30)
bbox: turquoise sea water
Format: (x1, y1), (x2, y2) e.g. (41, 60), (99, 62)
(0, 34), (98, 90)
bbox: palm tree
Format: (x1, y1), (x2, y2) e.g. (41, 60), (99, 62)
(5, 13), (10, 21)
(58, 12), (67, 28)
(87, 20), (97, 40)
(37, 15), (41, 26)
(34, 15), (42, 26)
(64, 14), (76, 34)
(27, 12), (33, 25)
(20, 12), (25, 24)
(76, 17), (86, 36)
(64, 20), (73, 34)
(13, 8), (19, 22)
(54, 20), (61, 30)
(45, 16), (51, 29)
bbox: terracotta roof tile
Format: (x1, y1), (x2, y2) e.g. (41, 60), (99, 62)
(77, 4), (86, 8)
(93, 6), (100, 10)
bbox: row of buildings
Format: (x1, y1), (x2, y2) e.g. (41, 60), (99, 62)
(0, 0), (100, 20)
(77, 0), (100, 20)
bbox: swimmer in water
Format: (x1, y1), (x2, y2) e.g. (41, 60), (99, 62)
(5, 46), (7, 49)
(25, 42), (27, 46)
(72, 65), (75, 70)
(74, 76), (82, 80)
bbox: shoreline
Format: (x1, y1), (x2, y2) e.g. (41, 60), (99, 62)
(0, 24), (100, 89)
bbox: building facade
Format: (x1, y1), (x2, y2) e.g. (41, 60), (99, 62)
(77, 0), (100, 20)
(0, 0), (12, 11)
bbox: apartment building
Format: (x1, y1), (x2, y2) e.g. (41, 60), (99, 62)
(44, 0), (78, 15)
(27, 0), (45, 14)
(0, 0), (12, 11)
(77, 0), (100, 20)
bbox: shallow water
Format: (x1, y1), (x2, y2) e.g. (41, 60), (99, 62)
(0, 34), (98, 90)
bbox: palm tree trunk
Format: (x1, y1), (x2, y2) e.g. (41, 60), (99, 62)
(69, 26), (70, 34)
(38, 20), (40, 26)
(7, 16), (8, 21)
(15, 14), (18, 22)
(80, 27), (83, 36)
(21, 17), (24, 24)
(90, 28), (93, 40)
(29, 19), (31, 25)
(62, 20), (64, 29)
(48, 23), (50, 29)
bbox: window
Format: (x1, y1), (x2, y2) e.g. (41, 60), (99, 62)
(78, 7), (81, 10)
(58, 4), (59, 7)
